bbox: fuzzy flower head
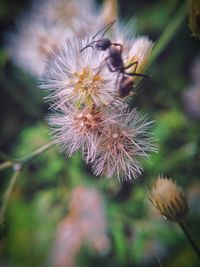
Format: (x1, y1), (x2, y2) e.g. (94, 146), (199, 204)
(48, 104), (128, 163)
(126, 37), (153, 78)
(50, 217), (82, 267)
(50, 186), (110, 267)
(42, 36), (117, 108)
(69, 186), (110, 255)
(33, 0), (101, 37)
(7, 17), (70, 77)
(48, 105), (103, 160)
(150, 177), (188, 221)
(91, 108), (156, 181)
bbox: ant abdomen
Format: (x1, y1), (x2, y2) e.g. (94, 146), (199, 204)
(119, 76), (134, 98)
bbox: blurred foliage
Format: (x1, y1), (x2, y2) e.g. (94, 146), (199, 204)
(0, 0), (200, 267)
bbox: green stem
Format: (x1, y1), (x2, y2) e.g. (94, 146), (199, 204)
(0, 141), (55, 224)
(17, 141), (55, 164)
(148, 2), (188, 66)
(0, 169), (21, 225)
(0, 161), (13, 171)
(178, 220), (200, 260)
(0, 141), (55, 172)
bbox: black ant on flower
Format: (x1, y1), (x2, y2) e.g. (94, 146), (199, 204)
(80, 19), (149, 98)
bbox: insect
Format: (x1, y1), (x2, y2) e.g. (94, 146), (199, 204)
(80, 19), (120, 52)
(80, 20), (124, 71)
(80, 20), (149, 98)
(113, 61), (149, 98)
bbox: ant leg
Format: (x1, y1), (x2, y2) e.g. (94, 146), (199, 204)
(101, 55), (117, 72)
(106, 62), (117, 72)
(124, 61), (138, 73)
(94, 55), (117, 74)
(125, 72), (149, 79)
(124, 72), (150, 92)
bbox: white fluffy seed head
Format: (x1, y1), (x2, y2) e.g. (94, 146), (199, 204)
(48, 104), (113, 162)
(126, 36), (153, 76)
(69, 186), (110, 255)
(48, 103), (130, 163)
(32, 0), (102, 38)
(7, 16), (71, 78)
(91, 108), (157, 181)
(41, 36), (118, 108)
(50, 185), (110, 267)
(48, 105), (99, 159)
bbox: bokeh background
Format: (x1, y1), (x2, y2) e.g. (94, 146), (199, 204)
(0, 0), (200, 266)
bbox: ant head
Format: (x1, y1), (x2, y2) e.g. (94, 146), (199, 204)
(95, 38), (111, 51)
(119, 76), (134, 98)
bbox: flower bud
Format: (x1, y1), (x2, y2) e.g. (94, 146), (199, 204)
(150, 177), (188, 221)
(189, 0), (200, 39)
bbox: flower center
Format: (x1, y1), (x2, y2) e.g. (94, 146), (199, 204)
(73, 67), (103, 106)
(106, 128), (133, 155)
(74, 107), (102, 135)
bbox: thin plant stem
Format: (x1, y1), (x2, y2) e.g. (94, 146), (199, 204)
(0, 161), (13, 171)
(0, 169), (21, 225)
(0, 141), (55, 172)
(17, 140), (55, 164)
(178, 220), (200, 260)
(148, 2), (188, 67)
(0, 141), (55, 224)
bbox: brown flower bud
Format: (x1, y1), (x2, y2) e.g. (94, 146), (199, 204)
(150, 177), (188, 221)
(189, 0), (200, 39)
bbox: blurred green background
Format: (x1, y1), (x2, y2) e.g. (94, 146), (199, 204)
(0, 0), (200, 266)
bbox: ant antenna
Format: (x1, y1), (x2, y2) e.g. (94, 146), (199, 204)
(92, 19), (116, 40)
(80, 19), (116, 52)
(79, 41), (98, 52)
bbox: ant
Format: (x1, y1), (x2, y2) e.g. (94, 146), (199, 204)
(80, 20), (149, 98)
